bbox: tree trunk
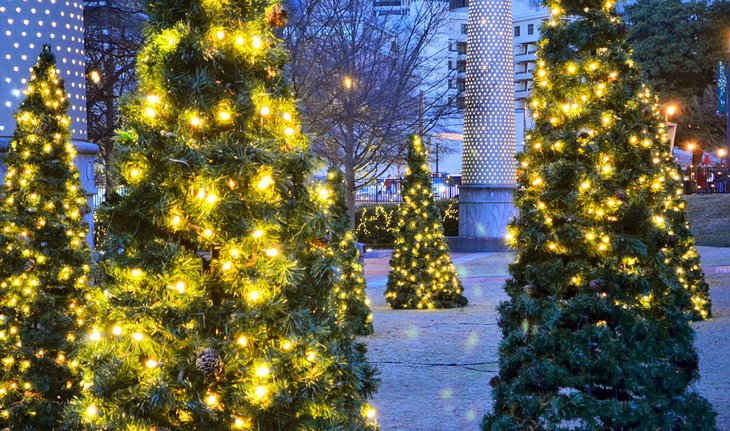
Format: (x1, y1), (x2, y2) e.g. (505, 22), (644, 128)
(345, 123), (357, 231)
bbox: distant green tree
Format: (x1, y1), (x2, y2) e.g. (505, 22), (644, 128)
(626, 0), (724, 103)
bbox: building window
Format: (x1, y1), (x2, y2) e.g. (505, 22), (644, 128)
(457, 42), (467, 55)
(457, 79), (465, 92)
(456, 60), (466, 73)
(514, 26), (520, 37)
(461, 24), (467, 34)
(527, 24), (534, 35)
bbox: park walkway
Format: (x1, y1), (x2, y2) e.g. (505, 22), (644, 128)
(361, 248), (730, 431)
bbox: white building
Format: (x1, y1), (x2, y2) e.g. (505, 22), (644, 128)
(432, 0), (549, 174)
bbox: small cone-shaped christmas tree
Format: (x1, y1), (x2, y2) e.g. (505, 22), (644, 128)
(324, 167), (373, 336)
(482, 0), (716, 428)
(655, 176), (711, 319)
(0, 46), (92, 429)
(64, 1), (378, 429)
(385, 135), (467, 309)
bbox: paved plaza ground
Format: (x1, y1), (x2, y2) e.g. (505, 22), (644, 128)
(362, 247), (730, 431)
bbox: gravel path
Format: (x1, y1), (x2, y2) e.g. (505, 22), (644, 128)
(362, 248), (730, 430)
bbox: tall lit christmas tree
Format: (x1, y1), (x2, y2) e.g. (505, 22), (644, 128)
(385, 136), (467, 309)
(482, 0), (717, 428)
(0, 46), (92, 429)
(65, 1), (378, 428)
(324, 168), (373, 336)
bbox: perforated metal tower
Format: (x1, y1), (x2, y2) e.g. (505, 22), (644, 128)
(454, 0), (517, 251)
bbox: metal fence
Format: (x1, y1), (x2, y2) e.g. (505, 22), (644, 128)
(90, 167), (727, 210)
(681, 166), (730, 194)
(354, 175), (461, 205)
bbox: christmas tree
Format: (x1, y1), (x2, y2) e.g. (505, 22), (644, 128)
(482, 0), (717, 428)
(324, 167), (373, 336)
(0, 46), (92, 429)
(385, 136), (467, 309)
(654, 166), (711, 320)
(65, 1), (378, 429)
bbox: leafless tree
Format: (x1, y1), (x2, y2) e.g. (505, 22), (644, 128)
(84, 0), (145, 192)
(286, 0), (456, 223)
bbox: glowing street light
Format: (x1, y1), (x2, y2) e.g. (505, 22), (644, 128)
(343, 76), (353, 90)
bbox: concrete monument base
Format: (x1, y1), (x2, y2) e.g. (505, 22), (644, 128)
(449, 184), (516, 252)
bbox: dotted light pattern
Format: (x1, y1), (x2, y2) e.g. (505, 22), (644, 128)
(0, 0), (87, 140)
(463, 0), (516, 186)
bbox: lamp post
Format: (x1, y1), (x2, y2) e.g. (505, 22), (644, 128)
(662, 103), (678, 153)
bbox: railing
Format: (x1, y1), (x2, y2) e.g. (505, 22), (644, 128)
(90, 167), (726, 210)
(355, 175), (461, 205)
(681, 166), (730, 194)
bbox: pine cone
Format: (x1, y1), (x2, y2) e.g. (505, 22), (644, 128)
(23, 259), (36, 272)
(195, 348), (224, 380)
(522, 284), (537, 296)
(589, 279), (606, 292)
(266, 5), (288, 27)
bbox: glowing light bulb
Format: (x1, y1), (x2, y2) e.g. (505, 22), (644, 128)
(255, 365), (270, 377)
(254, 385), (267, 399)
(206, 393), (218, 406)
(218, 110), (231, 121)
(365, 407), (376, 419)
(249, 291), (260, 301)
(144, 107), (156, 118)
(203, 228), (214, 238)
(252, 36), (261, 48)
(89, 70), (101, 83)
(190, 116), (201, 127)
(132, 332), (144, 341)
(260, 106), (270, 116)
(265, 248), (278, 257)
(284, 127), (295, 136)
(85, 405), (97, 417)
(112, 326), (122, 336)
(176, 281), (186, 293)
(257, 175), (273, 189)
(222, 261), (232, 271)
(216, 30), (225, 40)
(252, 229), (264, 238)
(145, 358), (158, 368)
(237, 335), (248, 346)
(146, 94), (160, 104)
(89, 329), (101, 341)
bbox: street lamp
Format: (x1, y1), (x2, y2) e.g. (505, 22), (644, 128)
(661, 103), (678, 153)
